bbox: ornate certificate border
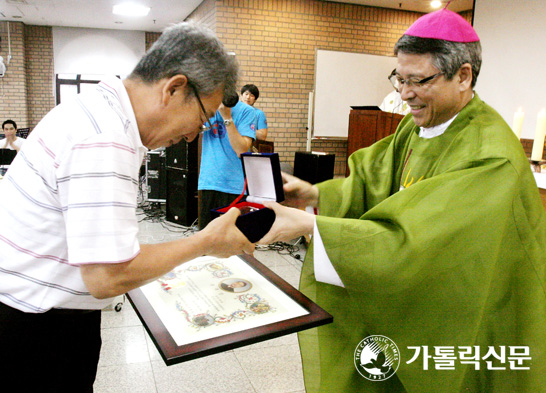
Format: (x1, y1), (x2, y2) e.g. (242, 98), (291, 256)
(127, 254), (333, 365)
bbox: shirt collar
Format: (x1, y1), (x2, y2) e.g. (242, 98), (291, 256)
(418, 114), (458, 139)
(418, 92), (475, 139)
(97, 76), (146, 152)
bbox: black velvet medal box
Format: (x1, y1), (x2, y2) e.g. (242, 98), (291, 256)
(212, 152), (285, 242)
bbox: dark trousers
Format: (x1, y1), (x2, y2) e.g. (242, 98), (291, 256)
(198, 189), (242, 230)
(0, 301), (102, 393)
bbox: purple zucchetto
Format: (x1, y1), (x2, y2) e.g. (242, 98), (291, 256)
(405, 8), (480, 43)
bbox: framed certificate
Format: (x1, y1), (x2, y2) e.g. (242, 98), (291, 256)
(127, 254), (333, 365)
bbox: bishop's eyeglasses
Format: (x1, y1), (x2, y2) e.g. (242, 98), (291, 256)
(388, 69), (444, 93)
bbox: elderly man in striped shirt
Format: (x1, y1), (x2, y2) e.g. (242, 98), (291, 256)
(0, 22), (254, 392)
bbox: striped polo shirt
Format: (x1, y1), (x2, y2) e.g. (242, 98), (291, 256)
(0, 76), (148, 312)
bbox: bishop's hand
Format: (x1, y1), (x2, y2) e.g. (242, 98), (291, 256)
(281, 172), (319, 209)
(257, 202), (315, 245)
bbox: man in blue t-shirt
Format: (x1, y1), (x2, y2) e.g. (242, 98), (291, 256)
(240, 84), (268, 140)
(198, 100), (256, 229)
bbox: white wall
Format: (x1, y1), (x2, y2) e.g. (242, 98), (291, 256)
(52, 27), (145, 78)
(473, 0), (546, 139)
(313, 50), (398, 138)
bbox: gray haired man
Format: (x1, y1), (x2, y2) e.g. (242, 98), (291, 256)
(0, 22), (253, 392)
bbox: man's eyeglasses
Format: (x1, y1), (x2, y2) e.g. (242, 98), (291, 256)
(388, 69), (444, 93)
(188, 82), (213, 132)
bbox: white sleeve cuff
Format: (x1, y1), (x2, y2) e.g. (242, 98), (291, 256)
(312, 219), (345, 288)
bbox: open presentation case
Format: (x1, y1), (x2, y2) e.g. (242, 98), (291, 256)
(213, 152), (284, 242)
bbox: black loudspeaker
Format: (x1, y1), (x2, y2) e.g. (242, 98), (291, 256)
(293, 151), (336, 185)
(165, 139), (198, 170)
(0, 149), (17, 166)
(166, 168), (198, 227)
(145, 151), (166, 202)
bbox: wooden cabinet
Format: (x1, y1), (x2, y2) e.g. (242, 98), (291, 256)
(252, 139), (274, 153)
(346, 109), (404, 175)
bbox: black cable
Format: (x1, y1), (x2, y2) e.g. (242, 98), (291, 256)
(256, 240), (304, 260)
(136, 171), (168, 223)
(160, 218), (198, 235)
(137, 202), (165, 223)
(135, 166), (201, 235)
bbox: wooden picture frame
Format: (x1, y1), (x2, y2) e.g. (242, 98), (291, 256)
(127, 254), (332, 366)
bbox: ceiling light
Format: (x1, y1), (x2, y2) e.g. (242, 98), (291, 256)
(431, 0), (443, 8)
(113, 3), (151, 17)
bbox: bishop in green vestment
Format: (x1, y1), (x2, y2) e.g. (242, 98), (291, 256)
(259, 9), (546, 393)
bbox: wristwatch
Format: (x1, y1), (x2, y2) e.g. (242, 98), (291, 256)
(223, 118), (234, 126)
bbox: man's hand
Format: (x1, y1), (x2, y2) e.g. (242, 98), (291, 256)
(257, 202), (315, 245)
(218, 104), (232, 120)
(3, 136), (19, 152)
(200, 207), (255, 257)
(281, 172), (319, 209)
(217, 104), (252, 156)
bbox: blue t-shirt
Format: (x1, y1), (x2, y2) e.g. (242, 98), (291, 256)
(254, 108), (267, 130)
(198, 101), (256, 194)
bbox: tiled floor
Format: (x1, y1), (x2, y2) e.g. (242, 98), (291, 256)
(94, 215), (307, 393)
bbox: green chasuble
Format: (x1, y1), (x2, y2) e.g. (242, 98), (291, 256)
(299, 94), (546, 393)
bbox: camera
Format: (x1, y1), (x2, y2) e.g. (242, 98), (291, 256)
(222, 91), (239, 108)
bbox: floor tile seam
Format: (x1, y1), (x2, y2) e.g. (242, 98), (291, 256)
(100, 323), (144, 331)
(145, 339), (161, 393)
(232, 345), (304, 393)
(100, 325), (153, 366)
(231, 350), (259, 393)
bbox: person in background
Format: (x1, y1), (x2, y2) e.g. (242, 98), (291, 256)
(379, 87), (410, 115)
(1, 119), (25, 152)
(240, 83), (268, 140)
(198, 97), (256, 229)
(0, 22), (254, 393)
(258, 8), (546, 392)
